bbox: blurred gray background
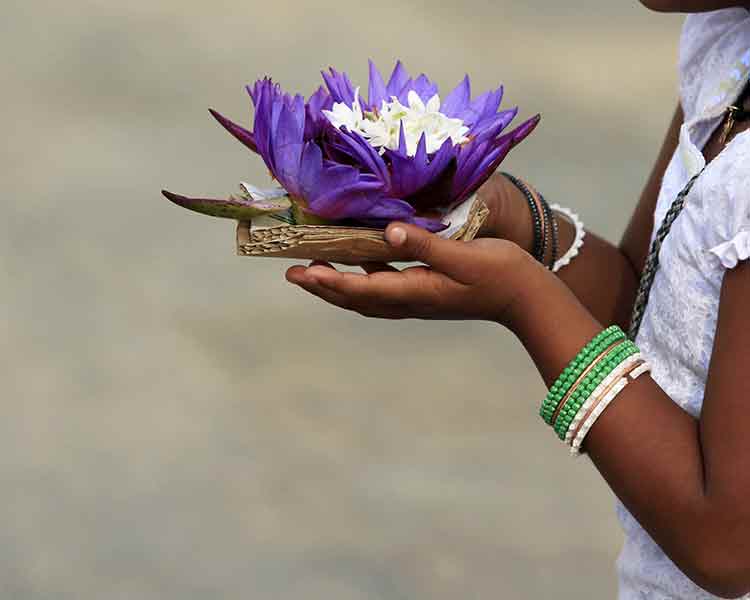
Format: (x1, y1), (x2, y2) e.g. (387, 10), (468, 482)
(2, 1), (682, 598)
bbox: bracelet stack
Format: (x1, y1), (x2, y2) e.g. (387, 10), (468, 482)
(501, 173), (549, 266)
(500, 173), (584, 273)
(540, 325), (651, 455)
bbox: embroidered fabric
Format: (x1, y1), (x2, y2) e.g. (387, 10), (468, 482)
(615, 9), (750, 600)
(710, 230), (750, 268)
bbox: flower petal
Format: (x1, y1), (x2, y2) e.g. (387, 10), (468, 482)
(322, 67), (358, 106)
(411, 74), (439, 102)
(271, 96), (306, 195)
(454, 138), (514, 203)
(335, 128), (391, 184)
(460, 85), (504, 126)
(208, 109), (258, 153)
(304, 86), (333, 140)
(385, 61), (410, 99)
(368, 59), (387, 108)
(469, 107), (518, 143)
(161, 190), (291, 220)
(441, 75), (471, 118)
(388, 137), (457, 200)
(252, 79), (278, 173)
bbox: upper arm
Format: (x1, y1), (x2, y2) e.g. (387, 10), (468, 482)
(694, 260), (750, 592)
(620, 103), (684, 277)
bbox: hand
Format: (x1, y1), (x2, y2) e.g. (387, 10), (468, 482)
(286, 221), (546, 324)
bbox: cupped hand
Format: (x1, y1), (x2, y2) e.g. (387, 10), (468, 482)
(285, 221), (544, 324)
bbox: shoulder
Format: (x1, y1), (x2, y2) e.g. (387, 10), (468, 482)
(679, 9), (750, 121)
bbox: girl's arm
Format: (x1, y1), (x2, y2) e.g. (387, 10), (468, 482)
(481, 104), (684, 328)
(509, 249), (750, 599)
(287, 215), (750, 597)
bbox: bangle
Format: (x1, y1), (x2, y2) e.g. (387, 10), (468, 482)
(526, 185), (551, 268)
(564, 353), (644, 445)
(540, 325), (626, 425)
(549, 337), (624, 427)
(539, 193), (559, 269)
(501, 173), (546, 263)
(570, 360), (651, 455)
(550, 204), (585, 273)
(553, 340), (639, 440)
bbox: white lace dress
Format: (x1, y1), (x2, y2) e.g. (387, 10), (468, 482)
(616, 8), (750, 599)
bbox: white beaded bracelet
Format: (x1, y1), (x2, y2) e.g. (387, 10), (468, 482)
(550, 204), (585, 273)
(563, 353), (645, 446)
(570, 361), (651, 456)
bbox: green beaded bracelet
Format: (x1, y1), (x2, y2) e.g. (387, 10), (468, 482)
(553, 341), (638, 439)
(540, 325), (626, 424)
(541, 333), (623, 423)
(541, 327), (624, 420)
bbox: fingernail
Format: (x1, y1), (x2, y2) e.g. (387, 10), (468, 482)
(386, 226), (407, 247)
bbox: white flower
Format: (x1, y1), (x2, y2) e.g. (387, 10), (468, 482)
(323, 87), (470, 157)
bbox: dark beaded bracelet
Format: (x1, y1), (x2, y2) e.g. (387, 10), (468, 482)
(539, 193), (559, 270)
(501, 173), (545, 263)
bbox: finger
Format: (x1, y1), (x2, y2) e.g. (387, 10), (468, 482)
(286, 261), (339, 286)
(308, 264), (458, 309)
(360, 262), (398, 274)
(306, 267), (406, 302)
(294, 276), (354, 310)
(296, 277), (408, 319)
(384, 222), (477, 283)
(286, 265), (310, 285)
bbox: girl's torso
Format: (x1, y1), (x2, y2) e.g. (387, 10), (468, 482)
(616, 8), (750, 599)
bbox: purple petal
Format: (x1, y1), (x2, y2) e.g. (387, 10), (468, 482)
(271, 97), (305, 195)
(246, 78), (267, 106)
(468, 107), (518, 143)
(368, 60), (387, 108)
(298, 142), (324, 200)
(252, 79), (277, 172)
(310, 176), (385, 217)
(335, 128), (390, 184)
(394, 78), (414, 105)
(385, 61), (410, 99)
(353, 197), (415, 220)
(397, 121), (408, 156)
(460, 86), (504, 126)
(321, 67), (357, 106)
(387, 137), (457, 202)
(209, 109), (257, 153)
(453, 138), (514, 203)
(441, 75), (471, 118)
(304, 86), (332, 140)
(450, 114), (540, 202)
(411, 74), (439, 102)
(453, 138), (493, 196)
(501, 113), (541, 147)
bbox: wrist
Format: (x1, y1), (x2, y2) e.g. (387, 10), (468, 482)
(477, 174), (535, 253)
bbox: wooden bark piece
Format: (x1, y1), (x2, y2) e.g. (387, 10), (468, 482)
(235, 195), (489, 265)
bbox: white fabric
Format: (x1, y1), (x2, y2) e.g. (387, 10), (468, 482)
(616, 9), (750, 599)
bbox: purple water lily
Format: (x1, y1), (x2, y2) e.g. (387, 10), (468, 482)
(163, 61), (539, 232)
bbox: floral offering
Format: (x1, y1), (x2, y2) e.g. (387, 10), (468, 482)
(163, 60), (539, 233)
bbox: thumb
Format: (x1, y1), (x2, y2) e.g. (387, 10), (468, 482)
(385, 222), (474, 282)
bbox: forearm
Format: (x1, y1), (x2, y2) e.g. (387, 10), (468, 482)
(507, 259), (749, 597)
